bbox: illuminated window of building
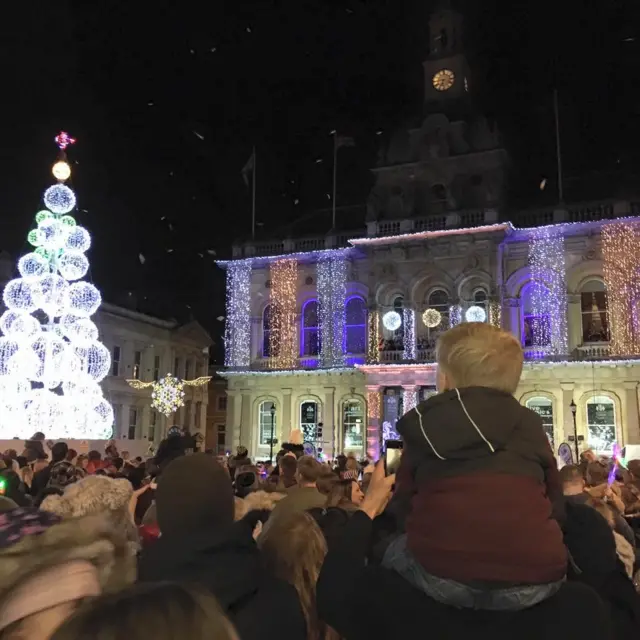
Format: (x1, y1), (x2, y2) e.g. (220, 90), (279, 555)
(580, 280), (609, 344)
(586, 396), (616, 454)
(301, 300), (321, 357)
(521, 282), (551, 348)
(342, 399), (364, 453)
(526, 396), (554, 448)
(344, 296), (367, 354)
(259, 401), (275, 446)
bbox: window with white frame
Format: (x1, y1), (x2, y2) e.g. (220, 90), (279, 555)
(128, 408), (138, 440)
(526, 396), (554, 448)
(217, 396), (227, 412)
(342, 399), (364, 453)
(580, 280), (609, 344)
(344, 297), (367, 355)
(427, 289), (450, 331)
(586, 396), (616, 454)
(301, 300), (321, 356)
(132, 350), (142, 380)
(259, 401), (276, 446)
(521, 282), (551, 348)
(112, 346), (121, 376)
(300, 401), (319, 442)
(149, 410), (157, 442)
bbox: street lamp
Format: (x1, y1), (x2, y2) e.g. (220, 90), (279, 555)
(570, 400), (579, 463)
(269, 405), (277, 464)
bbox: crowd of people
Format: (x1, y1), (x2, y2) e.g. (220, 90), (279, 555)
(2, 322), (640, 639)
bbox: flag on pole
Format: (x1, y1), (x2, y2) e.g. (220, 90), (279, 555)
(335, 135), (355, 149)
(241, 149), (255, 186)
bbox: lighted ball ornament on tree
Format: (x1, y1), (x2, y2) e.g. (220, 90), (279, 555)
(0, 133), (114, 440)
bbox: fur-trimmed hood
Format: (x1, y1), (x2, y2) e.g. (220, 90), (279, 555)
(0, 513), (135, 609)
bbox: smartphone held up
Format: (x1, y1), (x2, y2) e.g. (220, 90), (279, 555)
(384, 439), (403, 476)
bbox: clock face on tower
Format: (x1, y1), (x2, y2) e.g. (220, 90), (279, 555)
(432, 69), (455, 91)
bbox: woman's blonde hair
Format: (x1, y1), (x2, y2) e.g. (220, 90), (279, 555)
(259, 511), (338, 640)
(325, 479), (357, 510)
(50, 582), (237, 640)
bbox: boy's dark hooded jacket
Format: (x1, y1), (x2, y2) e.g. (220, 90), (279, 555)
(394, 387), (566, 585)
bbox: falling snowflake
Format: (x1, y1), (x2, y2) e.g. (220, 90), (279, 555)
(138, 254), (146, 264)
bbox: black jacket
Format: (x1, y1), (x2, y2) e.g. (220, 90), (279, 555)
(138, 518), (306, 640)
(317, 510), (611, 640)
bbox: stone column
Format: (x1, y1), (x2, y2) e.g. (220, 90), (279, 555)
(228, 391), (242, 449)
(282, 388), (292, 443)
(198, 402), (208, 438)
(623, 382), (640, 445)
(240, 392), (252, 455)
(366, 386), (382, 461)
(323, 386), (336, 458)
(560, 383), (577, 459)
(567, 294), (582, 353)
(402, 386), (419, 413)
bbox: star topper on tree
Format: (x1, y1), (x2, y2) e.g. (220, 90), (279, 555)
(0, 132), (114, 440)
(126, 373), (212, 417)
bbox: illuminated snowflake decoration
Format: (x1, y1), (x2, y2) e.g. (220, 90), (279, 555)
(150, 374), (186, 417)
(0, 133), (115, 440)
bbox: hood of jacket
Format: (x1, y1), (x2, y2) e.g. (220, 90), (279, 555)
(138, 520), (268, 611)
(397, 387), (546, 464)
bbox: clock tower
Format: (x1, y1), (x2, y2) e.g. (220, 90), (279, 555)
(423, 1), (471, 105)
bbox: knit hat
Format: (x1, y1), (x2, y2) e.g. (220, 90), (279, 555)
(155, 453), (234, 537)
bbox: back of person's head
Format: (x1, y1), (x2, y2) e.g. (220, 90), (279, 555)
(88, 450), (101, 462)
(259, 511), (335, 640)
(65, 448), (77, 462)
(155, 454), (233, 537)
(436, 322), (523, 393)
(296, 455), (322, 485)
(559, 465), (585, 495)
(243, 490), (285, 514)
(50, 582), (237, 640)
(326, 479), (357, 509)
(112, 457), (124, 471)
(335, 454), (347, 472)
(280, 454), (297, 478)
(51, 442), (69, 463)
(235, 467), (259, 498)
(586, 461), (609, 486)
(586, 496), (616, 528)
(345, 456), (359, 472)
(317, 470), (339, 496)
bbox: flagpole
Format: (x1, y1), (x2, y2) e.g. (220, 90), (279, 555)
(553, 90), (564, 204)
(251, 147), (256, 240)
(332, 134), (337, 230)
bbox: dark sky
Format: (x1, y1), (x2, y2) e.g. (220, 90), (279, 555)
(2, 0), (639, 358)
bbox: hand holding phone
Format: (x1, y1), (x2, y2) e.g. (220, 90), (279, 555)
(384, 440), (403, 476)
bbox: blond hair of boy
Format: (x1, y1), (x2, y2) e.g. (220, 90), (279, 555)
(436, 322), (524, 394)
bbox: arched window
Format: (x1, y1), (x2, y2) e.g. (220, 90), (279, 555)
(473, 288), (488, 314)
(521, 283), (551, 348)
(259, 401), (276, 446)
(300, 401), (319, 443)
(586, 395), (616, 454)
(342, 399), (365, 453)
(344, 297), (367, 355)
(427, 289), (450, 330)
(581, 280), (609, 343)
(262, 306), (272, 357)
(301, 300), (321, 356)
(526, 396), (554, 448)
(392, 296), (404, 343)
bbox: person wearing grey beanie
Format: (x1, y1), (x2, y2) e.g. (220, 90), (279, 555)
(138, 454), (306, 640)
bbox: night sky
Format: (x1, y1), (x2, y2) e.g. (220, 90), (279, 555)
(3, 0), (639, 360)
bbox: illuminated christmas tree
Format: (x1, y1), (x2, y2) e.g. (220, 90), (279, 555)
(0, 132), (114, 440)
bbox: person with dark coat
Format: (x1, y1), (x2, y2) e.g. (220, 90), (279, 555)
(138, 454), (306, 640)
(30, 442), (68, 497)
(389, 324), (566, 609)
(317, 462), (611, 640)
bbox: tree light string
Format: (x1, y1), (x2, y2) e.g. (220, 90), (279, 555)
(528, 227), (568, 355)
(0, 134), (114, 440)
(224, 262), (252, 368)
(403, 388), (418, 412)
(317, 255), (346, 368)
(366, 387), (381, 460)
(602, 221), (640, 356)
(269, 258), (298, 370)
(367, 310), (380, 363)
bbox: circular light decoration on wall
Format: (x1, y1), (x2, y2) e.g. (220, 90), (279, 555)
(43, 184), (76, 214)
(465, 305), (487, 323)
(150, 373), (186, 417)
(382, 310), (402, 331)
(422, 308), (442, 328)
